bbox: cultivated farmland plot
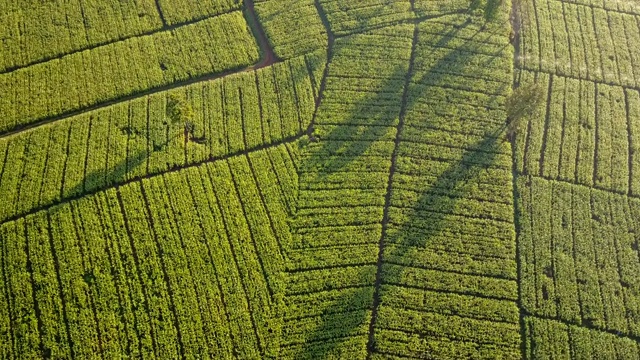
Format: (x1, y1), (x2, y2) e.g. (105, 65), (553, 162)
(0, 0), (639, 358)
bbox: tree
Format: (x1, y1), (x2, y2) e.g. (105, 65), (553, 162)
(505, 83), (545, 140)
(166, 93), (195, 145)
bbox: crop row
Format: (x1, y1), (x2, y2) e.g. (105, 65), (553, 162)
(524, 316), (640, 359)
(0, 143), (296, 359)
(374, 306), (521, 350)
(517, 175), (640, 338)
(413, 0), (475, 18)
(279, 24), (416, 359)
(0, 11), (259, 134)
(156, 0), (240, 25)
(0, 0), (245, 74)
(513, 71), (640, 195)
(280, 11), (523, 357)
(555, 0), (640, 16)
(289, 22), (414, 238)
(368, 12), (520, 357)
(320, 0), (414, 36)
(0, 0), (163, 73)
(255, 0), (328, 59)
(0, 53), (320, 225)
(373, 329), (520, 359)
(518, 0), (640, 87)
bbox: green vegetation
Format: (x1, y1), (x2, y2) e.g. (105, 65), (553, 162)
(518, 0), (640, 87)
(0, 1), (163, 73)
(506, 83), (545, 139)
(1, 0), (639, 358)
(512, 0), (640, 356)
(166, 93), (195, 144)
(0, 11), (260, 134)
(0, 144), (296, 358)
(157, 0), (241, 24)
(255, 0), (327, 59)
(513, 71), (636, 193)
(0, 54), (320, 224)
(525, 317), (640, 358)
(518, 176), (640, 334)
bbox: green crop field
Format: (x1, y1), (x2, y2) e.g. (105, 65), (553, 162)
(1, 0), (639, 358)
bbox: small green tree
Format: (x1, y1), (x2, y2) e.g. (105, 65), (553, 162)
(166, 94), (194, 145)
(505, 83), (545, 140)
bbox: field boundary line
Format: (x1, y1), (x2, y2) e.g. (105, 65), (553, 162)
(153, 0), (167, 26)
(81, 116), (94, 194)
(572, 82), (583, 182)
(625, 90), (633, 196)
(538, 75), (554, 177)
(593, 83), (600, 187)
(509, 0), (529, 358)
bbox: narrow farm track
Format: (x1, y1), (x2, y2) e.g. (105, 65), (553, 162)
(154, 0), (168, 26)
(0, 0), (277, 140)
(509, 0), (529, 357)
(626, 90), (634, 196)
(245, 0), (277, 69)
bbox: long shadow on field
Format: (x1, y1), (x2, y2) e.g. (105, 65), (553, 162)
(303, 15), (509, 178)
(65, 125), (178, 199)
(296, 5), (511, 358)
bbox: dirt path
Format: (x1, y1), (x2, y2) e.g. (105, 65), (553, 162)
(245, 0), (278, 70)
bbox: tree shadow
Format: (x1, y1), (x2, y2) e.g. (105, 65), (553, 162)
(297, 133), (506, 358)
(301, 3), (510, 175)
(68, 130), (172, 198)
(296, 3), (512, 358)
(370, 128), (508, 354)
